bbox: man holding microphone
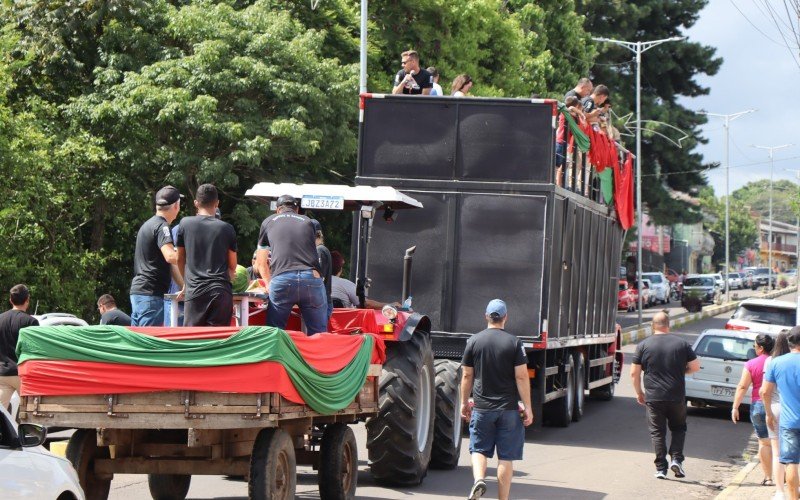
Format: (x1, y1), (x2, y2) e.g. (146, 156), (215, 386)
(392, 50), (433, 95)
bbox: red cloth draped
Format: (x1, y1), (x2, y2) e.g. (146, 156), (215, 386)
(615, 153), (635, 229)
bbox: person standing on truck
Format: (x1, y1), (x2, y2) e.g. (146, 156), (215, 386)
(311, 219), (333, 319)
(255, 195), (327, 335)
(0, 284), (39, 411)
(631, 311), (700, 479)
(392, 50), (433, 95)
(130, 185), (182, 326)
(176, 184), (238, 327)
(97, 294), (132, 326)
(460, 299), (533, 500)
(565, 77), (593, 101)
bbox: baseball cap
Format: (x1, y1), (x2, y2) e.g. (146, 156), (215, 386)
(277, 194), (298, 208)
(485, 299), (507, 319)
(155, 185), (184, 206)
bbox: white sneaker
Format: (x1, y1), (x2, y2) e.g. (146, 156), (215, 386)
(670, 460), (685, 478)
(654, 470), (667, 479)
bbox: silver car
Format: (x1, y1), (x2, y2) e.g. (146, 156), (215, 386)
(685, 329), (758, 409)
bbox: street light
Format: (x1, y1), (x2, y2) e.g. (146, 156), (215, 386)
(593, 36), (684, 327)
(698, 109), (756, 301)
(752, 144), (793, 290)
(359, 1), (368, 93)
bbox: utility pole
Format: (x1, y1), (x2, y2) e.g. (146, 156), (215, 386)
(593, 36), (684, 327)
(752, 144), (793, 291)
(359, 0), (368, 93)
(698, 110), (755, 301)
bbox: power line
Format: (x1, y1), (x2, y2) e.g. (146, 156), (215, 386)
(731, 0), (794, 48)
(641, 153), (800, 177)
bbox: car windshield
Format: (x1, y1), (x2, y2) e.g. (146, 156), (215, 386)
(684, 277), (713, 287)
(753, 268), (770, 276)
(644, 274), (663, 284)
(695, 335), (754, 361)
(733, 304), (795, 326)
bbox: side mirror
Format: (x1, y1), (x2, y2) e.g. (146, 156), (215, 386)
(17, 423), (47, 447)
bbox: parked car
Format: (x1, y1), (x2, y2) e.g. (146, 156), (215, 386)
(748, 267), (776, 289)
(685, 329), (758, 409)
(782, 269), (797, 287)
(725, 272), (743, 290)
(641, 272), (670, 304)
(725, 298), (797, 335)
(618, 280), (636, 311)
(712, 273), (724, 289)
(681, 275), (720, 311)
(741, 270), (754, 289)
(33, 313), (88, 327)
(0, 405), (85, 500)
(639, 279), (654, 308)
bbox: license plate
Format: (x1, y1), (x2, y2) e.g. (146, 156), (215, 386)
(711, 386), (735, 398)
(300, 195), (344, 210)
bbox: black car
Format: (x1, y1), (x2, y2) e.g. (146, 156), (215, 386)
(749, 268), (776, 289)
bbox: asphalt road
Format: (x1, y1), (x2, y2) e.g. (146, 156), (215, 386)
(616, 286), (782, 329)
(100, 303), (790, 500)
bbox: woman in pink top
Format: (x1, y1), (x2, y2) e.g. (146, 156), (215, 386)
(733, 334), (776, 486)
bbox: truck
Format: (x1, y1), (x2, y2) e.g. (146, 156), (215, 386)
(354, 94), (625, 426)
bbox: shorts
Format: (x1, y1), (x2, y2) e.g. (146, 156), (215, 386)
(780, 427), (800, 464)
(469, 409), (524, 461)
(750, 401), (769, 439)
(769, 402), (781, 439)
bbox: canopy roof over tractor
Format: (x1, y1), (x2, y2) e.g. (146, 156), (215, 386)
(244, 183), (423, 211)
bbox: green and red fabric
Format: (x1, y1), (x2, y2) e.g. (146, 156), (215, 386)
(17, 325), (385, 414)
(614, 153), (635, 229)
(557, 104), (590, 153)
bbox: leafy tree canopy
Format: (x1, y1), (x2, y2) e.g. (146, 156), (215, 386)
(698, 187), (759, 267)
(731, 179), (800, 225)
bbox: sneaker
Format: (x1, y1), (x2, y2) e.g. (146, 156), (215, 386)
(468, 479), (487, 500)
(670, 460), (685, 478)
(655, 470), (668, 480)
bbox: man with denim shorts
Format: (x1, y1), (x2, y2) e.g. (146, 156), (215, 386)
(255, 195), (327, 335)
(762, 327), (800, 500)
(460, 299), (533, 500)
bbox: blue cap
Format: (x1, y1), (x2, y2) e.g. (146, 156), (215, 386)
(485, 299), (507, 319)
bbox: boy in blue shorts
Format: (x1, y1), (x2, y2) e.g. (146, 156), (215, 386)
(460, 299), (533, 500)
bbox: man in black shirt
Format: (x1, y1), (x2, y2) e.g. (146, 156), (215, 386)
(460, 299), (532, 500)
(565, 77), (593, 101)
(311, 219), (333, 319)
(582, 84), (610, 128)
(255, 195), (327, 335)
(97, 294), (132, 326)
(631, 311), (700, 479)
(391, 50), (433, 95)
(0, 284), (39, 411)
(130, 185), (182, 326)
(176, 184), (238, 327)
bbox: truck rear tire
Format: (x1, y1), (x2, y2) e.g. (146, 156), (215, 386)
(366, 330), (435, 485)
(318, 423), (358, 500)
(572, 352), (585, 422)
(66, 429), (111, 500)
(430, 359), (462, 470)
(147, 474), (191, 500)
(249, 428), (296, 500)
(546, 356), (574, 427)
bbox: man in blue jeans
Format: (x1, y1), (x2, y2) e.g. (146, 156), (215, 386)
(255, 195), (327, 335)
(130, 185), (182, 326)
(763, 326), (800, 500)
(460, 299), (533, 500)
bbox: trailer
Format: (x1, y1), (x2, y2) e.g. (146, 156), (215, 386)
(355, 94), (625, 426)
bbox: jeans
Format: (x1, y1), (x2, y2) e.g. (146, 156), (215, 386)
(130, 295), (164, 327)
(556, 141), (566, 168)
(164, 299), (184, 327)
(646, 400), (687, 471)
(267, 270), (328, 335)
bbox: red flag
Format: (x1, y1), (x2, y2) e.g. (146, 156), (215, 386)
(615, 153), (635, 229)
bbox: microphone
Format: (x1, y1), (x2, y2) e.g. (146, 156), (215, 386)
(410, 70), (416, 76)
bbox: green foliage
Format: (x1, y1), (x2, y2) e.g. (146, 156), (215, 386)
(732, 179), (800, 225)
(577, 0), (722, 226)
(698, 187), (759, 267)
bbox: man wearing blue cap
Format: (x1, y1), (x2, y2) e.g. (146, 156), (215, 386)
(460, 299), (533, 500)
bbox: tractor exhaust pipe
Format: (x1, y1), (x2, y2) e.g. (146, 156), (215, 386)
(401, 246), (416, 304)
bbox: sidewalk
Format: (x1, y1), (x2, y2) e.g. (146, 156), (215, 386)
(716, 456), (784, 499)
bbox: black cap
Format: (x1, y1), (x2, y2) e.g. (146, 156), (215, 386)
(277, 194), (298, 208)
(155, 185), (183, 206)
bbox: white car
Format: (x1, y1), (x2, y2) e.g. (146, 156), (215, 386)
(0, 406), (85, 500)
(685, 329), (759, 409)
(725, 272), (743, 290)
(725, 298), (797, 335)
(641, 272), (670, 304)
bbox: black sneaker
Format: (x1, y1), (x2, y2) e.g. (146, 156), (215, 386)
(468, 479), (487, 499)
(670, 460), (685, 478)
(654, 470), (668, 480)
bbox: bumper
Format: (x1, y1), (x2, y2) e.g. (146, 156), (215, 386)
(685, 377), (751, 407)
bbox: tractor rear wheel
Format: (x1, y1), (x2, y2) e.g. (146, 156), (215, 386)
(430, 359), (462, 470)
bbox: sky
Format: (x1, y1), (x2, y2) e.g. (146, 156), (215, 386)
(677, 0), (800, 196)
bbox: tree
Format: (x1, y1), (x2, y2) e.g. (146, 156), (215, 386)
(699, 187), (759, 268)
(732, 179), (800, 225)
(576, 0), (722, 226)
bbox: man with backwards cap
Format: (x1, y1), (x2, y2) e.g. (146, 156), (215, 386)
(255, 195), (327, 335)
(460, 299), (533, 500)
(129, 185), (182, 326)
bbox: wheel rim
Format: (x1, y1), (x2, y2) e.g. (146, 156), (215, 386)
(416, 363), (432, 453)
(453, 374), (463, 443)
(342, 439), (354, 493)
(275, 449), (290, 499)
(576, 364), (584, 410)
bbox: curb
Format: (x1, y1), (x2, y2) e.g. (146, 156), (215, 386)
(714, 460), (758, 499)
(620, 287), (797, 347)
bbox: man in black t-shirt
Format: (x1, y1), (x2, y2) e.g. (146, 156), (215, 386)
(391, 50), (433, 95)
(311, 219), (333, 319)
(130, 185), (182, 326)
(631, 311), (700, 479)
(97, 294), (132, 326)
(255, 195), (327, 335)
(565, 77), (593, 101)
(0, 284), (39, 410)
(176, 184), (238, 327)
(582, 84), (610, 129)
(460, 299), (532, 500)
